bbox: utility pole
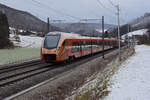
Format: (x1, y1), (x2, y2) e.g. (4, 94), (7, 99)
(116, 5), (121, 61)
(128, 24), (130, 47)
(102, 16), (105, 59)
(128, 24), (130, 33)
(47, 17), (50, 33)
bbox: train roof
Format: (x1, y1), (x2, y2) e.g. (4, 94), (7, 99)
(47, 31), (117, 41)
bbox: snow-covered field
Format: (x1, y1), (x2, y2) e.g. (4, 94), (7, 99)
(10, 34), (43, 48)
(122, 29), (148, 39)
(104, 45), (150, 100)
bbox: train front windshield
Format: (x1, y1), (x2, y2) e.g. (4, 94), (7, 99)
(44, 35), (60, 49)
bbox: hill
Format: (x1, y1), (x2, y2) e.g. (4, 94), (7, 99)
(53, 23), (115, 30)
(52, 23), (116, 36)
(0, 3), (60, 32)
(129, 13), (150, 30)
(52, 23), (102, 36)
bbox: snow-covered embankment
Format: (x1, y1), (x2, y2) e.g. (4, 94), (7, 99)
(105, 45), (150, 100)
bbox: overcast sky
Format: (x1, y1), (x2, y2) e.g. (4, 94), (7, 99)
(0, 0), (149, 25)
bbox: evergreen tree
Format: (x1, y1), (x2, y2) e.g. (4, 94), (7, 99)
(0, 11), (12, 48)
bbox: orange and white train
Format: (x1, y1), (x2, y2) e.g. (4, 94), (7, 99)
(41, 32), (118, 63)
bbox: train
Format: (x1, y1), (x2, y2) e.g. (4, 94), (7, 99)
(40, 32), (118, 63)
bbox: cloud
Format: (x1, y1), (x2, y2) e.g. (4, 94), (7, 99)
(0, 0), (149, 24)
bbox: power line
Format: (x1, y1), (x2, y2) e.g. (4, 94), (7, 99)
(107, 0), (127, 24)
(96, 0), (115, 14)
(108, 0), (116, 7)
(25, 0), (50, 19)
(80, 18), (102, 22)
(94, 2), (117, 24)
(31, 0), (80, 20)
(31, 0), (79, 19)
(26, 0), (61, 20)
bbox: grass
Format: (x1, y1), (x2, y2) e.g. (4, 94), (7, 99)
(74, 79), (110, 100)
(75, 89), (94, 100)
(74, 74), (111, 100)
(145, 43), (150, 46)
(0, 48), (40, 65)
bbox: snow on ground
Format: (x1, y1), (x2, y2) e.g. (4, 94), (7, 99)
(18, 35), (43, 48)
(10, 34), (43, 48)
(122, 29), (148, 39)
(96, 29), (107, 33)
(104, 45), (150, 100)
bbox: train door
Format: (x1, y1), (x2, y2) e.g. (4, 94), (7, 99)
(79, 41), (83, 56)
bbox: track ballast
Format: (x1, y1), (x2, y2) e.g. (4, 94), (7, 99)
(0, 48), (117, 100)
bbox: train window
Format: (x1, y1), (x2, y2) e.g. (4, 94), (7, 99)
(96, 41), (99, 45)
(72, 42), (74, 47)
(93, 42), (95, 45)
(78, 42), (80, 45)
(73, 42), (77, 46)
(98, 41), (101, 45)
(83, 41), (86, 45)
(110, 42), (112, 46)
(112, 41), (114, 45)
(109, 42), (111, 46)
(106, 41), (108, 46)
(72, 42), (80, 53)
(105, 41), (107, 45)
(89, 41), (91, 45)
(113, 42), (115, 45)
(95, 42), (97, 45)
(108, 41), (110, 46)
(44, 35), (60, 49)
(87, 42), (90, 45)
(103, 41), (105, 45)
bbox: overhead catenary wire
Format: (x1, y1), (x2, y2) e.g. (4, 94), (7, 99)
(25, 0), (51, 20)
(94, 0), (119, 24)
(107, 0), (127, 24)
(96, 0), (115, 14)
(31, 0), (80, 20)
(108, 0), (116, 7)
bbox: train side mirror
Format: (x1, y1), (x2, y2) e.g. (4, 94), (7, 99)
(63, 41), (66, 46)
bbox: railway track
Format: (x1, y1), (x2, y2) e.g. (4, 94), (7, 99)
(0, 48), (118, 100)
(0, 63), (53, 87)
(0, 60), (58, 99)
(0, 59), (42, 74)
